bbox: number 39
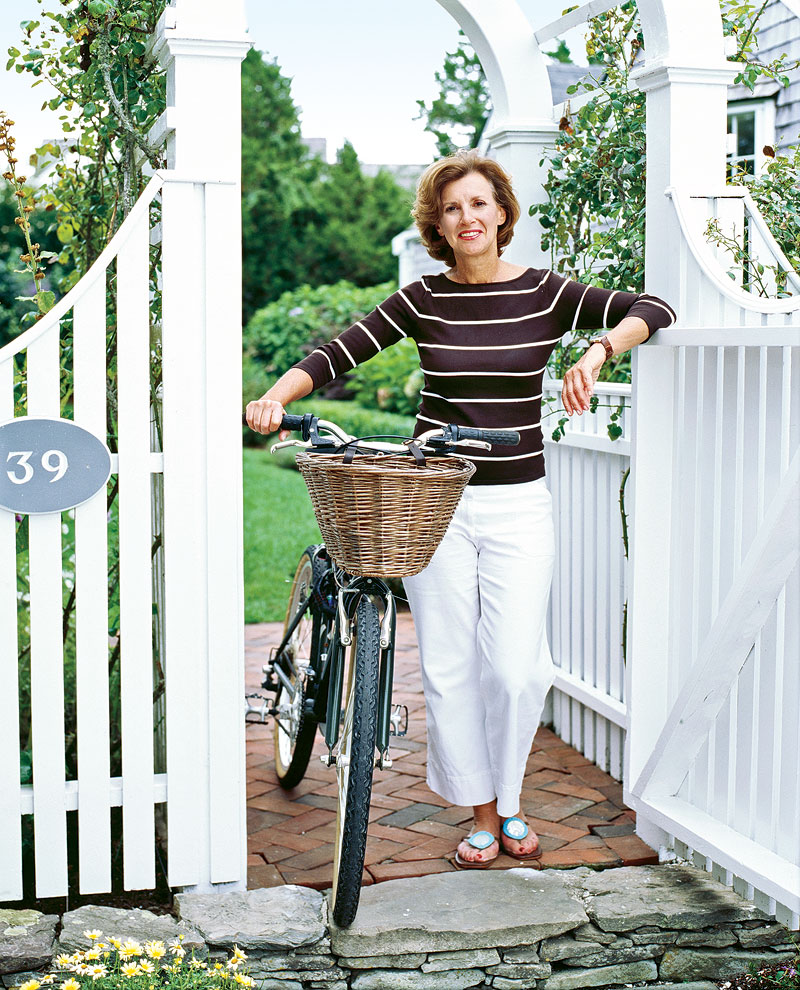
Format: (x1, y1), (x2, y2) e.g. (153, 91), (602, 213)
(6, 449), (69, 485)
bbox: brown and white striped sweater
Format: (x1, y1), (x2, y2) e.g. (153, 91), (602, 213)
(293, 268), (676, 485)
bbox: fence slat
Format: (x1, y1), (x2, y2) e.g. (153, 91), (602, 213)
(26, 328), (69, 898)
(73, 274), (112, 894)
(204, 182), (245, 883)
(116, 212), (155, 890)
(0, 357), (23, 901)
(161, 180), (207, 886)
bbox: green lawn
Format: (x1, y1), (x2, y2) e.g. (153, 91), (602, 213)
(243, 448), (322, 623)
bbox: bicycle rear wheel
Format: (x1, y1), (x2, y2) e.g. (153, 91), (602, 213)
(274, 547), (327, 789)
(331, 596), (380, 927)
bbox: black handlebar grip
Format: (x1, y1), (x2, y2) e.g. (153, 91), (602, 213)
(280, 414), (306, 431)
(455, 426), (521, 446)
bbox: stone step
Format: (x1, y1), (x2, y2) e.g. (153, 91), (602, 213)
(2, 864), (796, 990)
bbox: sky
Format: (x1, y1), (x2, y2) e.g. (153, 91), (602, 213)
(0, 0), (584, 167)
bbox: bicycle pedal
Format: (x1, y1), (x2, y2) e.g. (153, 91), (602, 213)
(389, 704), (409, 737)
(375, 752), (392, 770)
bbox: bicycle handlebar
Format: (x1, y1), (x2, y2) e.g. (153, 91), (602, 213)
(445, 425), (520, 447)
(277, 413), (520, 453)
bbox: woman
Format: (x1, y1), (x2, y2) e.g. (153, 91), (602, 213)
(246, 149), (676, 868)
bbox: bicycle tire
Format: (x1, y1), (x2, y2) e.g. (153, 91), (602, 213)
(331, 596), (381, 928)
(273, 546), (328, 789)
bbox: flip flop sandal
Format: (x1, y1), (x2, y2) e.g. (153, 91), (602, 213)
(453, 830), (499, 869)
(500, 816), (542, 860)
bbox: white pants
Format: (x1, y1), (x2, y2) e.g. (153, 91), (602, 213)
(402, 478), (556, 818)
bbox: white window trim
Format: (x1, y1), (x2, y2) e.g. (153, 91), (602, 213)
(726, 98), (777, 175)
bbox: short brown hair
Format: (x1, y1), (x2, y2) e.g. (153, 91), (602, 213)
(412, 149), (521, 266)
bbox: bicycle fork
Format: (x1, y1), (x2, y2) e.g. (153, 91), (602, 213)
(320, 580), (406, 770)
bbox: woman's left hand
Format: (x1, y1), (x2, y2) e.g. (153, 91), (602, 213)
(562, 344), (605, 416)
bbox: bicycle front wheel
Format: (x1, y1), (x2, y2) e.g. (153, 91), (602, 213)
(331, 595), (380, 928)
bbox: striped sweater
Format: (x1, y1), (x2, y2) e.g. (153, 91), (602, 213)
(293, 268), (676, 485)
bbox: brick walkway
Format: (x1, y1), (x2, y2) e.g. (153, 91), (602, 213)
(245, 612), (657, 891)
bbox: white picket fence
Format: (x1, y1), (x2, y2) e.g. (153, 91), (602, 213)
(542, 379), (631, 781)
(0, 0), (250, 899)
(1, 177), (162, 898)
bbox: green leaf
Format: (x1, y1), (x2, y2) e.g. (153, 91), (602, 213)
(37, 290), (56, 314)
(56, 222), (74, 243)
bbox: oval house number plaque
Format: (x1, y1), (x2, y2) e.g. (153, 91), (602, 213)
(0, 418), (112, 515)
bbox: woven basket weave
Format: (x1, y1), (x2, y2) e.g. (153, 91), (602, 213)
(295, 450), (476, 577)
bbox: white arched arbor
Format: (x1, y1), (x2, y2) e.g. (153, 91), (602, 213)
(434, 0), (736, 273)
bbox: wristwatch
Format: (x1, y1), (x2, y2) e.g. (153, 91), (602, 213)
(588, 334), (614, 361)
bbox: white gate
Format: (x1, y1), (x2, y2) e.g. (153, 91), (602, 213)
(626, 171), (800, 927)
(0, 0), (250, 900)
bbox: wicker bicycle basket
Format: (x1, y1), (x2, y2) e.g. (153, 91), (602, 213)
(295, 450), (476, 577)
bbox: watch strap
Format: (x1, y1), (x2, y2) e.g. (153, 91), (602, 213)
(589, 334), (614, 361)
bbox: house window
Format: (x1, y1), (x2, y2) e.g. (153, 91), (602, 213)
(726, 100), (776, 178)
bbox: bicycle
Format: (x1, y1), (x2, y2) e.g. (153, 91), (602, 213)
(245, 412), (519, 926)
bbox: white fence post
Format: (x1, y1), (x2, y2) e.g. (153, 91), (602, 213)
(153, 0), (250, 890)
(626, 4), (737, 855)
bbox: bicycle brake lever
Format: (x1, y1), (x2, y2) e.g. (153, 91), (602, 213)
(453, 439), (492, 450)
(269, 439), (310, 453)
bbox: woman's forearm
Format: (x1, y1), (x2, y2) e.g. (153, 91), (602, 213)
(590, 316), (650, 359)
(563, 315), (651, 416)
(263, 367), (314, 406)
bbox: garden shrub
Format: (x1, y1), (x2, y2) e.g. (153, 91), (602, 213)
(243, 279), (426, 418)
(243, 279), (395, 379)
(345, 337), (422, 416)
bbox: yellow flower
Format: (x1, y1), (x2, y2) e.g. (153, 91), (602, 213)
(85, 949), (101, 961)
(120, 963), (139, 978)
(55, 955), (73, 969)
(87, 965), (107, 980)
(143, 942), (165, 960)
(138, 961), (154, 974)
(63, 980), (80, 990)
(84, 930), (103, 942)
(19, 981), (40, 990)
(225, 959), (240, 970)
(41, 978), (55, 985)
(108, 938), (121, 950)
(172, 947), (185, 960)
(233, 975), (253, 988)
(213, 963), (223, 971)
(231, 947), (246, 963)
(74, 966), (89, 976)
(120, 941), (142, 960)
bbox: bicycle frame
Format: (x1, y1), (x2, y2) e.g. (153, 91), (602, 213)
(270, 562), (398, 768)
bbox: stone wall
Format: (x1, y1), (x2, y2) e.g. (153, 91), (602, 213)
(1, 865), (797, 990)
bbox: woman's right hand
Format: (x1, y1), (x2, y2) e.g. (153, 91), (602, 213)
(245, 396), (289, 439)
